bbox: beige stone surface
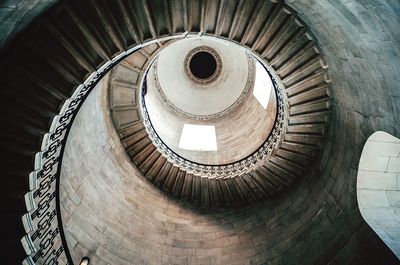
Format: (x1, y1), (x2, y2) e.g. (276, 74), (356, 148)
(5, 0), (396, 264)
(357, 131), (400, 258)
(61, 77), (256, 264)
(145, 55), (277, 164)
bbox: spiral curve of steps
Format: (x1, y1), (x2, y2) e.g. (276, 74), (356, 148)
(0, 0), (335, 263)
(106, 1), (331, 207)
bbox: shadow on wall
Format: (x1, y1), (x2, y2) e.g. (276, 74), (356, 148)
(357, 131), (400, 258)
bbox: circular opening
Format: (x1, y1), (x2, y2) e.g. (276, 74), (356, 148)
(189, 51), (217, 79)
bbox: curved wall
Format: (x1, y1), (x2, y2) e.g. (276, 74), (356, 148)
(61, 0), (400, 263)
(357, 131), (400, 258)
(0, 0), (399, 263)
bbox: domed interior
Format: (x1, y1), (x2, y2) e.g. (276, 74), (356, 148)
(3, 0), (399, 264)
(143, 38), (278, 165)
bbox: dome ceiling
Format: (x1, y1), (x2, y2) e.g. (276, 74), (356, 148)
(154, 37), (250, 118)
(144, 37), (277, 165)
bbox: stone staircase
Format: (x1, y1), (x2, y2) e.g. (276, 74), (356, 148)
(107, 1), (331, 207)
(0, 0), (331, 263)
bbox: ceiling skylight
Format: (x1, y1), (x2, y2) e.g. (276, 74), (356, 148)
(178, 124), (217, 151)
(253, 61), (273, 109)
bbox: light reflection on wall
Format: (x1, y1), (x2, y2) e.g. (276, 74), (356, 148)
(253, 61), (272, 109)
(178, 124), (218, 151)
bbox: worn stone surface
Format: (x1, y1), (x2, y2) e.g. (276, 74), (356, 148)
(57, 0), (400, 264)
(0, 0), (399, 264)
(358, 131), (400, 257)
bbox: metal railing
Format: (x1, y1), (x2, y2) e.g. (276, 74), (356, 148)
(20, 33), (286, 264)
(140, 52), (285, 179)
(20, 34), (188, 265)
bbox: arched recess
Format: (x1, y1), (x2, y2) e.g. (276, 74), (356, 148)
(357, 131), (400, 258)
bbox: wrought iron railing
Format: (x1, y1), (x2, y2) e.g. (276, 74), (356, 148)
(20, 33), (286, 264)
(20, 34), (187, 265)
(140, 52), (285, 179)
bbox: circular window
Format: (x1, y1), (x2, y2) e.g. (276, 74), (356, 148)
(184, 46), (222, 85)
(189, 51), (217, 79)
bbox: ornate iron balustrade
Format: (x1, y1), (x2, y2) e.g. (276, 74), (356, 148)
(20, 34), (188, 265)
(20, 33), (287, 264)
(140, 50), (286, 179)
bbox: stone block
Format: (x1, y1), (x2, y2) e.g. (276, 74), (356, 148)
(358, 155), (389, 171)
(357, 171), (397, 190)
(387, 157), (400, 173)
(386, 191), (400, 207)
(362, 141), (400, 157)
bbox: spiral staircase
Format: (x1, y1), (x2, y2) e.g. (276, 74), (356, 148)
(0, 0), (399, 264)
(108, 25), (331, 207)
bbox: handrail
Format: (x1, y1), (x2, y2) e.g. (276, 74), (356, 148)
(20, 34), (188, 265)
(139, 51), (285, 179)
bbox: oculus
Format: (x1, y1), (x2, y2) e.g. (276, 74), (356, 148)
(184, 46), (222, 85)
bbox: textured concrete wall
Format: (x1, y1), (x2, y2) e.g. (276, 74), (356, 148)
(358, 131), (400, 258)
(59, 0), (400, 264)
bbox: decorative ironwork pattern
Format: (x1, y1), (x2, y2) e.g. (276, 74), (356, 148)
(153, 53), (255, 121)
(21, 35), (188, 265)
(21, 63), (117, 265)
(140, 57), (285, 178)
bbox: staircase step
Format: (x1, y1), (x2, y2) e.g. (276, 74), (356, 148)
(119, 122), (145, 139)
(218, 180), (233, 207)
(153, 162), (172, 186)
(200, 177), (211, 206)
(64, 4), (110, 62)
(281, 139), (318, 157)
(282, 58), (325, 87)
(172, 170), (185, 197)
(252, 168), (281, 192)
(277, 42), (318, 78)
(290, 99), (330, 116)
(263, 17), (303, 61)
(187, 0), (202, 33)
(228, 0), (259, 42)
(145, 155), (167, 181)
(241, 1), (276, 46)
(241, 174), (267, 200)
(269, 156), (303, 176)
(262, 164), (293, 186)
(275, 149), (309, 167)
(288, 85), (329, 106)
(208, 178), (221, 207)
(122, 128), (148, 148)
(253, 6), (291, 54)
(286, 124), (325, 136)
(288, 111), (329, 125)
(115, 0), (141, 44)
(286, 71), (328, 97)
(235, 176), (257, 204)
(132, 143), (156, 165)
(138, 149), (161, 174)
(181, 173), (194, 201)
(270, 31), (311, 69)
(162, 165), (179, 192)
(191, 175), (201, 204)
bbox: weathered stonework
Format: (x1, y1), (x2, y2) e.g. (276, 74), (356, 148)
(0, 0), (398, 264)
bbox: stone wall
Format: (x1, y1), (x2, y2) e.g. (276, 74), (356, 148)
(358, 131), (400, 258)
(0, 0), (398, 263)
